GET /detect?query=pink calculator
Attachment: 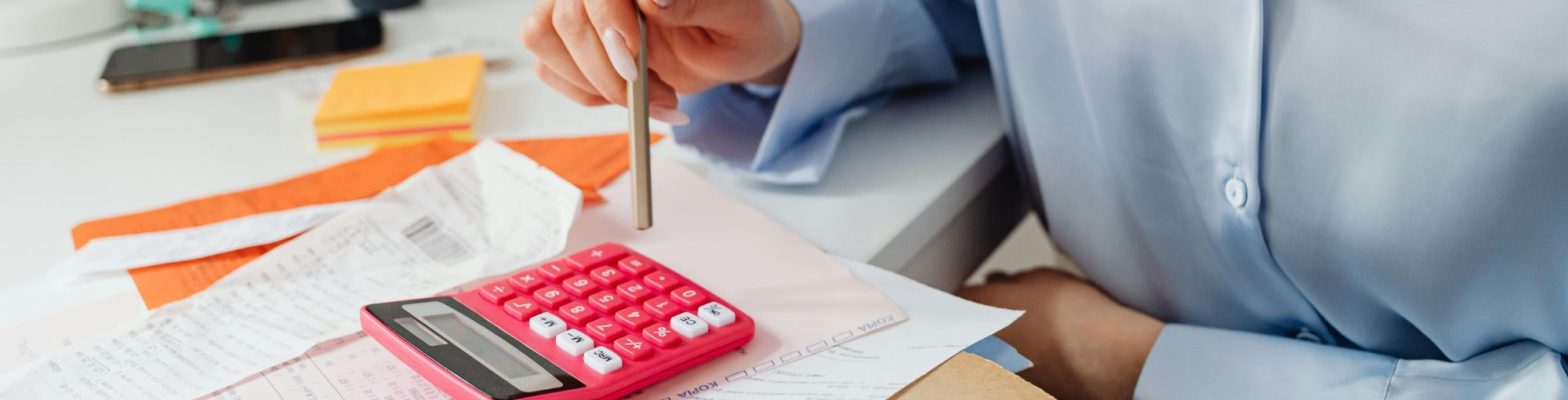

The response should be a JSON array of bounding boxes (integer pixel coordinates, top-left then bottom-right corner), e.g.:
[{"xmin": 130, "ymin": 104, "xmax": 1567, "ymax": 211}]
[{"xmin": 362, "ymin": 243, "xmax": 755, "ymax": 400}]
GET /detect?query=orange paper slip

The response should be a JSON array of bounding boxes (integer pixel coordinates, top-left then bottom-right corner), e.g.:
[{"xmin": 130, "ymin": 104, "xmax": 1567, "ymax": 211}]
[{"xmin": 71, "ymin": 133, "xmax": 663, "ymax": 309}]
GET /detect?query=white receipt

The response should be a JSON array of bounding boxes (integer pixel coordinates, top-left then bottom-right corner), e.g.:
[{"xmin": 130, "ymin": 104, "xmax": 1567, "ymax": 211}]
[
  {"xmin": 0, "ymin": 141, "xmax": 580, "ymax": 400},
  {"xmin": 49, "ymin": 201, "xmax": 363, "ymax": 279},
  {"xmin": 703, "ymin": 257, "xmax": 1024, "ymax": 399}
]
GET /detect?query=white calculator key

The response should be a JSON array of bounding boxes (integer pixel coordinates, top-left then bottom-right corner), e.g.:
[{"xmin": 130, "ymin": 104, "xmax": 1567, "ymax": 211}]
[
  {"xmin": 696, "ymin": 302, "xmax": 736, "ymax": 327},
  {"xmin": 555, "ymin": 329, "xmax": 593, "ymax": 356},
  {"xmin": 670, "ymin": 312, "xmax": 709, "ymax": 338},
  {"xmin": 530, "ymin": 312, "xmax": 567, "ymax": 338},
  {"xmin": 583, "ymin": 346, "xmax": 623, "ymax": 374}
]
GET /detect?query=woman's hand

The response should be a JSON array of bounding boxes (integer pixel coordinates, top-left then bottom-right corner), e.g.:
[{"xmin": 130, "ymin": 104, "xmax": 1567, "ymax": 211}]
[
  {"xmin": 521, "ymin": 0, "xmax": 802, "ymax": 124},
  {"xmin": 960, "ymin": 269, "xmax": 1164, "ymax": 400}
]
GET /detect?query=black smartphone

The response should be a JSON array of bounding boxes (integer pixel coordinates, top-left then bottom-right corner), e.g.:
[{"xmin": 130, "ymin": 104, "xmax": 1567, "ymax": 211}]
[{"xmin": 98, "ymin": 14, "xmax": 384, "ymax": 93}]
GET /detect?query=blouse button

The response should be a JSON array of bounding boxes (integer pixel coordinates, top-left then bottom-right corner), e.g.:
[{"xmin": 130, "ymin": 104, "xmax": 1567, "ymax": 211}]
[{"xmin": 1224, "ymin": 177, "xmax": 1248, "ymax": 208}]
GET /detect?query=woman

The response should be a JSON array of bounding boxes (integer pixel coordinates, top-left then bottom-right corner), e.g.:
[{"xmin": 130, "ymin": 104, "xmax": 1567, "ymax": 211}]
[{"xmin": 520, "ymin": 0, "xmax": 1568, "ymax": 398}]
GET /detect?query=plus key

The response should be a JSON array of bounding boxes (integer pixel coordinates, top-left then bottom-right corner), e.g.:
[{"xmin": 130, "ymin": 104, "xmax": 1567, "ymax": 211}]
[{"xmin": 614, "ymin": 335, "xmax": 654, "ymax": 360}]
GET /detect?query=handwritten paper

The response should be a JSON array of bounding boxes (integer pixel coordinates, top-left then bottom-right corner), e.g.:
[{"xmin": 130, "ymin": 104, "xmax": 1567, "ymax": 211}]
[{"xmin": 0, "ymin": 141, "xmax": 581, "ymax": 399}]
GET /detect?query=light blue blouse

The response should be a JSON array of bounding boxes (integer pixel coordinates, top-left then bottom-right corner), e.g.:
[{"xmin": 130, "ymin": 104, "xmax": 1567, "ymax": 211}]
[{"xmin": 674, "ymin": 0, "xmax": 1568, "ymax": 398}]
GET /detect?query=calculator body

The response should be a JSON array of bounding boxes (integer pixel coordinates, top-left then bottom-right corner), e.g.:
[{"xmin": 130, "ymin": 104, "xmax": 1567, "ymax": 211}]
[{"xmin": 362, "ymin": 243, "xmax": 755, "ymax": 400}]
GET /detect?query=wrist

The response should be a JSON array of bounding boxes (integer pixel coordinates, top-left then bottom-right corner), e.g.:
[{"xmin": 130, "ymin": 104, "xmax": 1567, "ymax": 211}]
[{"xmin": 1056, "ymin": 298, "xmax": 1163, "ymax": 399}]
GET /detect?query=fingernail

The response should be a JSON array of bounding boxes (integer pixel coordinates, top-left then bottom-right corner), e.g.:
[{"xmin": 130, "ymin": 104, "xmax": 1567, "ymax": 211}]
[
  {"xmin": 652, "ymin": 0, "xmax": 673, "ymax": 8},
  {"xmin": 601, "ymin": 29, "xmax": 638, "ymax": 82},
  {"xmin": 651, "ymin": 106, "xmax": 690, "ymax": 126}
]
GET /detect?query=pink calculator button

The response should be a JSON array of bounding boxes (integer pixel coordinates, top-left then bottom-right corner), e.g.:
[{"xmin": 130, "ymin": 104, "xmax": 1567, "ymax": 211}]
[
  {"xmin": 669, "ymin": 287, "xmax": 709, "ymax": 308},
  {"xmin": 644, "ymin": 271, "xmax": 681, "ymax": 291},
  {"xmin": 538, "ymin": 262, "xmax": 575, "ymax": 282},
  {"xmin": 584, "ymin": 319, "xmax": 626, "ymax": 342},
  {"xmin": 616, "ymin": 281, "xmax": 653, "ymax": 302},
  {"xmin": 533, "ymin": 286, "xmax": 571, "ymax": 307},
  {"xmin": 614, "ymin": 307, "xmax": 654, "ymax": 329},
  {"xmin": 589, "ymin": 267, "xmax": 627, "ymax": 286},
  {"xmin": 642, "ymin": 324, "xmax": 682, "ymax": 348},
  {"xmin": 508, "ymin": 270, "xmax": 546, "ymax": 292},
  {"xmin": 562, "ymin": 276, "xmax": 599, "ymax": 297},
  {"xmin": 503, "ymin": 298, "xmax": 541, "ymax": 320},
  {"xmin": 614, "ymin": 336, "xmax": 655, "ymax": 360},
  {"xmin": 559, "ymin": 302, "xmax": 596, "ymax": 325},
  {"xmin": 567, "ymin": 243, "xmax": 628, "ymax": 271},
  {"xmin": 643, "ymin": 297, "xmax": 683, "ymax": 319},
  {"xmin": 617, "ymin": 255, "xmax": 657, "ymax": 275},
  {"xmin": 479, "ymin": 282, "xmax": 516, "ymax": 304},
  {"xmin": 587, "ymin": 292, "xmax": 627, "ymax": 313}
]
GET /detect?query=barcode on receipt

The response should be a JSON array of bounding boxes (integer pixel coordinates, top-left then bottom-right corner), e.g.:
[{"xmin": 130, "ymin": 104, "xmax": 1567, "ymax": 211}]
[{"xmin": 401, "ymin": 217, "xmax": 473, "ymax": 264}]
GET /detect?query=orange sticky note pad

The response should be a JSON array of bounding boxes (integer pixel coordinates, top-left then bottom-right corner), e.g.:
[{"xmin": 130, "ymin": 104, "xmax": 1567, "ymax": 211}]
[{"xmin": 314, "ymin": 53, "xmax": 485, "ymax": 149}]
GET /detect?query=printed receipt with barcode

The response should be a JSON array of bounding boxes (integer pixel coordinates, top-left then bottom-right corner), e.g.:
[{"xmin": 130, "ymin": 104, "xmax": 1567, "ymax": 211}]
[{"xmin": 0, "ymin": 141, "xmax": 583, "ymax": 400}]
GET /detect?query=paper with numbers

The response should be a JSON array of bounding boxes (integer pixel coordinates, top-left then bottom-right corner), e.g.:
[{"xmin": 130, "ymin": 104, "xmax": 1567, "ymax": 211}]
[{"xmin": 0, "ymin": 141, "xmax": 581, "ymax": 400}]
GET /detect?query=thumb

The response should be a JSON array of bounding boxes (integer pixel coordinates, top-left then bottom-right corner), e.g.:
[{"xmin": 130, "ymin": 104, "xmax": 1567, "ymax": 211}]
[{"xmin": 636, "ymin": 0, "xmax": 762, "ymax": 30}]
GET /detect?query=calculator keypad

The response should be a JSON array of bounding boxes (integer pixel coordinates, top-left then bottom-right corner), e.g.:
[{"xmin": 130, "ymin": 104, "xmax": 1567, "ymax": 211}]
[{"xmin": 471, "ymin": 243, "xmax": 748, "ymax": 376}]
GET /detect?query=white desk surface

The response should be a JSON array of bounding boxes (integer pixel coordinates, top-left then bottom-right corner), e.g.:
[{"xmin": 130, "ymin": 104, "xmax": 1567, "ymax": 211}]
[{"xmin": 0, "ymin": 0, "xmax": 1014, "ymax": 288}]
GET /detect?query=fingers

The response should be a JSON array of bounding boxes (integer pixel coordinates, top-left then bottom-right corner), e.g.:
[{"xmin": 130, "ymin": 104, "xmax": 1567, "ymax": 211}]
[
  {"xmin": 522, "ymin": 0, "xmax": 689, "ymax": 124},
  {"xmin": 646, "ymin": 71, "xmax": 689, "ymax": 125},
  {"xmin": 553, "ymin": 0, "xmax": 628, "ymax": 106},
  {"xmin": 583, "ymin": 0, "xmax": 642, "ymax": 82},
  {"xmin": 535, "ymin": 64, "xmax": 609, "ymax": 106},
  {"xmin": 522, "ymin": 0, "xmax": 600, "ymax": 102}
]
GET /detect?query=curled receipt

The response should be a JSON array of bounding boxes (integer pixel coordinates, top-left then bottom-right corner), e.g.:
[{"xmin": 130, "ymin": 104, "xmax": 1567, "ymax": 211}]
[
  {"xmin": 49, "ymin": 201, "xmax": 364, "ymax": 279},
  {"xmin": 0, "ymin": 141, "xmax": 581, "ymax": 399}
]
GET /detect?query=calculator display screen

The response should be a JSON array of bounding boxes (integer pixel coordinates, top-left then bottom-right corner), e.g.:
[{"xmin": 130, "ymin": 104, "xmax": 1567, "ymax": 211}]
[
  {"xmin": 424, "ymin": 313, "xmax": 540, "ymax": 379},
  {"xmin": 368, "ymin": 298, "xmax": 582, "ymax": 398}
]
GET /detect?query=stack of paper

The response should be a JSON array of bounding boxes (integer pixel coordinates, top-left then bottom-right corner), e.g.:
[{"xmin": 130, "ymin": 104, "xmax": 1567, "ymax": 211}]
[
  {"xmin": 313, "ymin": 54, "xmax": 484, "ymax": 149},
  {"xmin": 0, "ymin": 144, "xmax": 1025, "ymax": 399}
]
